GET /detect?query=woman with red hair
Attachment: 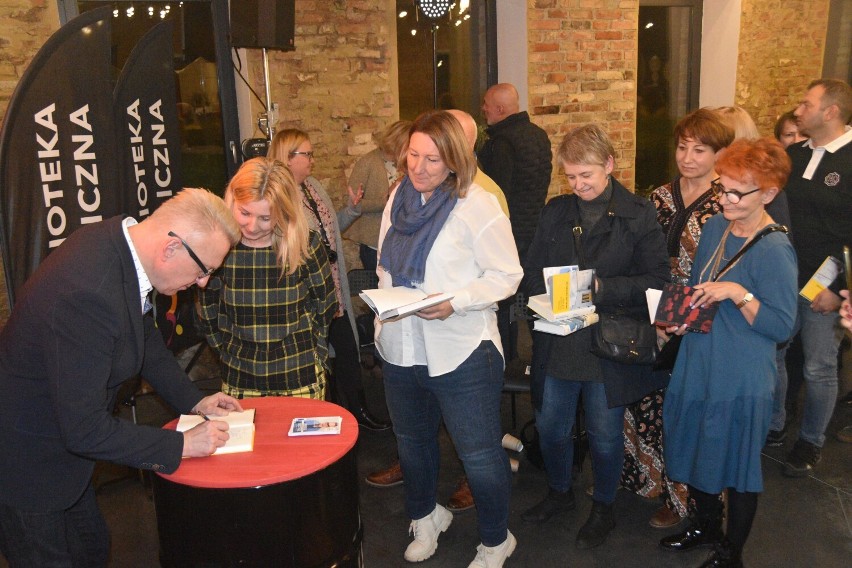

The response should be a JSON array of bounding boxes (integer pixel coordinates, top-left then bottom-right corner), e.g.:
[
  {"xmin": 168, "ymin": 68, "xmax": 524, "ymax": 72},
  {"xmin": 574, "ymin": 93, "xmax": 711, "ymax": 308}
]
[{"xmin": 660, "ymin": 138, "xmax": 798, "ymax": 567}]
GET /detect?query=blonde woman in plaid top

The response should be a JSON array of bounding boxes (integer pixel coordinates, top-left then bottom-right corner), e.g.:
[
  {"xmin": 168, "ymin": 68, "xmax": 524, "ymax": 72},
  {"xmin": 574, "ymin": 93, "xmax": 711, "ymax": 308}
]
[{"xmin": 197, "ymin": 158, "xmax": 337, "ymax": 398}]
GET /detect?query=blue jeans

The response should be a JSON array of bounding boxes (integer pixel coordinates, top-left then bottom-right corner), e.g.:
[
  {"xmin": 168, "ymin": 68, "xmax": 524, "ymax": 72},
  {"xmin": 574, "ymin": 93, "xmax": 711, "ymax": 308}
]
[
  {"xmin": 795, "ymin": 297, "xmax": 843, "ymax": 447},
  {"xmin": 0, "ymin": 483, "xmax": 109, "ymax": 567},
  {"xmin": 383, "ymin": 341, "xmax": 510, "ymax": 547},
  {"xmin": 770, "ymin": 343, "xmax": 790, "ymax": 432},
  {"xmin": 536, "ymin": 376, "xmax": 624, "ymax": 504}
]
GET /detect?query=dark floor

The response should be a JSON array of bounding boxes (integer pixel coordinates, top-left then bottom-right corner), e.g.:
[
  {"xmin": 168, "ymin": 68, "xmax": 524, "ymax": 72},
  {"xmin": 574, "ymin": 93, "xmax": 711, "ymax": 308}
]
[{"xmin": 4, "ymin": 324, "xmax": 851, "ymax": 567}]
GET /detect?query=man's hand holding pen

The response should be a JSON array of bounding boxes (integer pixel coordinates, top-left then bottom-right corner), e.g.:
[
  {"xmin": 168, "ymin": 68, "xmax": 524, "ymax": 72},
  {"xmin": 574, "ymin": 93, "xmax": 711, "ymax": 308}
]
[{"xmin": 182, "ymin": 393, "xmax": 244, "ymax": 457}]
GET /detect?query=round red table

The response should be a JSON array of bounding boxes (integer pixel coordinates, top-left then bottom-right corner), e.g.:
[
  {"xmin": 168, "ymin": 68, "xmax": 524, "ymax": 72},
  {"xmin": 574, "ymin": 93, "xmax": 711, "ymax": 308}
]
[{"xmin": 153, "ymin": 397, "xmax": 361, "ymax": 568}]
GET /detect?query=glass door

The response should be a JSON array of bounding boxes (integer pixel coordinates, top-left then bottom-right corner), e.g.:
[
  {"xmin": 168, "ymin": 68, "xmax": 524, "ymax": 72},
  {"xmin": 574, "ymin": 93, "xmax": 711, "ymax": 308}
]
[
  {"xmin": 395, "ymin": 0, "xmax": 495, "ymax": 122},
  {"xmin": 636, "ymin": 0, "xmax": 702, "ymax": 194},
  {"xmin": 64, "ymin": 0, "xmax": 240, "ymax": 194}
]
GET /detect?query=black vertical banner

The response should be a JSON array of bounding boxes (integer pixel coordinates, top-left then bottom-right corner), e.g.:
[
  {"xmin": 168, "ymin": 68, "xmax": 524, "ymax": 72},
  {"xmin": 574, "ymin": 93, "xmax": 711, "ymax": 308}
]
[
  {"xmin": 0, "ymin": 7, "xmax": 119, "ymax": 304},
  {"xmin": 113, "ymin": 21, "xmax": 183, "ymax": 220}
]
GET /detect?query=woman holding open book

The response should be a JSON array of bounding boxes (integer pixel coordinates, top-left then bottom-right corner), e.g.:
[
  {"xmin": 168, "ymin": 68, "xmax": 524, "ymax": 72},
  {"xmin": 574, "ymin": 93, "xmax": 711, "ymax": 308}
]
[
  {"xmin": 661, "ymin": 138, "xmax": 797, "ymax": 567},
  {"xmin": 375, "ymin": 110, "xmax": 522, "ymax": 567},
  {"xmin": 196, "ymin": 157, "xmax": 337, "ymax": 399},
  {"xmin": 521, "ymin": 124, "xmax": 669, "ymax": 550}
]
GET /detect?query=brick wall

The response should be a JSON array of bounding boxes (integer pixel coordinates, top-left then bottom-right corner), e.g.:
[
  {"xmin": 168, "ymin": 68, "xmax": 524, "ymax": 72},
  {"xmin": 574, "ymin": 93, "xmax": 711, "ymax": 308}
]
[
  {"xmin": 735, "ymin": 0, "xmax": 830, "ymax": 136},
  {"xmin": 246, "ymin": 0, "xmax": 398, "ymax": 205},
  {"xmin": 527, "ymin": 0, "xmax": 639, "ymax": 196}
]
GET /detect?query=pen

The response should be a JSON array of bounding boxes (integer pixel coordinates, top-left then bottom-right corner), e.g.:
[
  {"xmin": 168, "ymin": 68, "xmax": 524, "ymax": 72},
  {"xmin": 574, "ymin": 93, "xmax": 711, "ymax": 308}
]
[{"xmin": 196, "ymin": 410, "xmax": 210, "ymax": 421}]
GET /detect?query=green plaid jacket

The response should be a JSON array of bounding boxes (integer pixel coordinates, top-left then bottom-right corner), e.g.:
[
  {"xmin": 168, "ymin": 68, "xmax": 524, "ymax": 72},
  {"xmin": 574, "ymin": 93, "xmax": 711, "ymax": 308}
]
[{"xmin": 196, "ymin": 231, "xmax": 337, "ymax": 393}]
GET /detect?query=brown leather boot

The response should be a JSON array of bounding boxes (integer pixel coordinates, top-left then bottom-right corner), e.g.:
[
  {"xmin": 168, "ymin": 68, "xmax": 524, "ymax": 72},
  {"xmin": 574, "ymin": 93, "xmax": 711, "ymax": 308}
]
[
  {"xmin": 650, "ymin": 504, "xmax": 684, "ymax": 529},
  {"xmin": 365, "ymin": 460, "xmax": 403, "ymax": 488},
  {"xmin": 446, "ymin": 476, "xmax": 475, "ymax": 512}
]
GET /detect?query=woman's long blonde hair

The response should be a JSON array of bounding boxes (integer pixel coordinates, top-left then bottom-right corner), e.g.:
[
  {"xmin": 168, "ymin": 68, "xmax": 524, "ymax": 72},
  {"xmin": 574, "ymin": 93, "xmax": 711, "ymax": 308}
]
[{"xmin": 225, "ymin": 157, "xmax": 309, "ymax": 276}]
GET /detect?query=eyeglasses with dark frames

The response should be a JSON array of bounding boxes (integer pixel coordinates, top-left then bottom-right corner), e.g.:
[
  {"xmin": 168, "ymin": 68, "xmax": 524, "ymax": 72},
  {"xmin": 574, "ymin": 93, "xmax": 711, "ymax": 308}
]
[
  {"xmin": 713, "ymin": 185, "xmax": 761, "ymax": 204},
  {"xmin": 289, "ymin": 150, "xmax": 314, "ymax": 159},
  {"xmin": 168, "ymin": 231, "xmax": 215, "ymax": 278}
]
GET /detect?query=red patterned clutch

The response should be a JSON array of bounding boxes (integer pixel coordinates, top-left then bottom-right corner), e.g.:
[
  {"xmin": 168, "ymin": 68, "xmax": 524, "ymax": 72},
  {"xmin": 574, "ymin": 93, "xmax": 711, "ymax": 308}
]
[{"xmin": 654, "ymin": 282, "xmax": 719, "ymax": 333}]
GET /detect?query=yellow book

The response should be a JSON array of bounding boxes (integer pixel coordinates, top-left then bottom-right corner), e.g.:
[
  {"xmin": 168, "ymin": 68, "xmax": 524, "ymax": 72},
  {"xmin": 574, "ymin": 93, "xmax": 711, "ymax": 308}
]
[
  {"xmin": 551, "ymin": 272, "xmax": 572, "ymax": 313},
  {"xmin": 800, "ymin": 256, "xmax": 842, "ymax": 301}
]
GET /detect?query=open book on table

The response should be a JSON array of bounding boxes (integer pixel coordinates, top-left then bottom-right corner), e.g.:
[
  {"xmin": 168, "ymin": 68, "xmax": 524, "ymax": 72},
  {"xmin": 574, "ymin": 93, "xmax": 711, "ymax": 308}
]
[
  {"xmin": 288, "ymin": 416, "xmax": 343, "ymax": 436},
  {"xmin": 176, "ymin": 408, "xmax": 256, "ymax": 455},
  {"xmin": 359, "ymin": 287, "xmax": 454, "ymax": 321}
]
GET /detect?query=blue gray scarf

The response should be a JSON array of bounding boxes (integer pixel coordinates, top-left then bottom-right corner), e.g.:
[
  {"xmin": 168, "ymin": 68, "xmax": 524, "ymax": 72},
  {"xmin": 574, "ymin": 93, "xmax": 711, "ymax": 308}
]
[{"xmin": 380, "ymin": 176, "xmax": 457, "ymax": 288}]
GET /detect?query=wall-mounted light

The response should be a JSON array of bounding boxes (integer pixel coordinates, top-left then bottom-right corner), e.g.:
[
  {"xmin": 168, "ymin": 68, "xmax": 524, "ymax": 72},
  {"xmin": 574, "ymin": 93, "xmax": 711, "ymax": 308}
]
[
  {"xmin": 645, "ymin": 22, "xmax": 654, "ymax": 29},
  {"xmin": 399, "ymin": 10, "xmax": 408, "ymax": 18}
]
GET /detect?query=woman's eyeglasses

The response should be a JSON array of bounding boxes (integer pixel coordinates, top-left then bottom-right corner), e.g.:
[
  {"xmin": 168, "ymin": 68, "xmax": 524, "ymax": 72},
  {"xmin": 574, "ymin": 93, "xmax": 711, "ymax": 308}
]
[
  {"xmin": 289, "ymin": 151, "xmax": 314, "ymax": 159},
  {"xmin": 713, "ymin": 185, "xmax": 761, "ymax": 204},
  {"xmin": 168, "ymin": 231, "xmax": 215, "ymax": 278}
]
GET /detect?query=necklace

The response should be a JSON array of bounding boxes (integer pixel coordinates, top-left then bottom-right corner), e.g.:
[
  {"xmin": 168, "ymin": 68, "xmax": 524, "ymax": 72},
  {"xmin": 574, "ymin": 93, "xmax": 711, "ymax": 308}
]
[{"xmin": 699, "ymin": 211, "xmax": 768, "ymax": 283}]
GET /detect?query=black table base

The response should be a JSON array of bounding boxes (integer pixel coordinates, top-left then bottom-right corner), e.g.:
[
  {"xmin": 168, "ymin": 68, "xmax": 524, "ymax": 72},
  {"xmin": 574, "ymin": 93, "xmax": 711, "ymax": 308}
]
[{"xmin": 153, "ymin": 447, "xmax": 361, "ymax": 568}]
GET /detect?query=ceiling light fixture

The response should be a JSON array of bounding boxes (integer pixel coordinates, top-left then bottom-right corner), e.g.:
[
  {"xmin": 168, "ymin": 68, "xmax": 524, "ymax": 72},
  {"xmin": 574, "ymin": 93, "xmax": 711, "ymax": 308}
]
[{"xmin": 418, "ymin": 0, "xmax": 451, "ymax": 19}]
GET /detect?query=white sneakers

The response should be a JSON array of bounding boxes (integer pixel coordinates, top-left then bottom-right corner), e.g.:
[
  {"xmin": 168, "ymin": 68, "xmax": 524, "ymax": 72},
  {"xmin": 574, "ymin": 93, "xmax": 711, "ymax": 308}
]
[
  {"xmin": 404, "ymin": 504, "xmax": 453, "ymax": 562},
  {"xmin": 404, "ymin": 504, "xmax": 516, "ymax": 566},
  {"xmin": 468, "ymin": 531, "xmax": 517, "ymax": 568}
]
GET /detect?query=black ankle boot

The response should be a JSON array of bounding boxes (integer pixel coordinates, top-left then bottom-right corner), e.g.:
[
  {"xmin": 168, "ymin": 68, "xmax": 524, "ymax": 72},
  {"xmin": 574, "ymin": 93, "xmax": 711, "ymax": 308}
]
[
  {"xmin": 660, "ymin": 514, "xmax": 723, "ymax": 552},
  {"xmin": 522, "ymin": 488, "xmax": 576, "ymax": 524},
  {"xmin": 353, "ymin": 390, "xmax": 390, "ymax": 431},
  {"xmin": 699, "ymin": 538, "xmax": 743, "ymax": 568},
  {"xmin": 576, "ymin": 500, "xmax": 615, "ymax": 549}
]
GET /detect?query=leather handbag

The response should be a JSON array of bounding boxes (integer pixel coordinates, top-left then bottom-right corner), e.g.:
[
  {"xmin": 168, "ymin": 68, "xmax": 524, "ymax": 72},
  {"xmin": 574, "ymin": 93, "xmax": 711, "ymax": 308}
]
[
  {"xmin": 590, "ymin": 313, "xmax": 659, "ymax": 365},
  {"xmin": 571, "ymin": 216, "xmax": 658, "ymax": 366}
]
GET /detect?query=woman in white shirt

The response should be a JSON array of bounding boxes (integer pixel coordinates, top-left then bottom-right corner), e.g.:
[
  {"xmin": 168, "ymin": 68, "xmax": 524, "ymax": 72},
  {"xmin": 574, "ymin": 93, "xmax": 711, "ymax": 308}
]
[{"xmin": 376, "ymin": 110, "xmax": 522, "ymax": 567}]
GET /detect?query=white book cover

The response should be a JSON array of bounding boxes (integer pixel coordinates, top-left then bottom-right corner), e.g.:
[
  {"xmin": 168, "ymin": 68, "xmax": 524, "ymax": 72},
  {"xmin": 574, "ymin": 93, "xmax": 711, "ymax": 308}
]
[
  {"xmin": 527, "ymin": 293, "xmax": 596, "ymax": 322},
  {"xmin": 288, "ymin": 416, "xmax": 343, "ymax": 436},
  {"xmin": 646, "ymin": 288, "xmax": 663, "ymax": 324},
  {"xmin": 359, "ymin": 287, "xmax": 453, "ymax": 321},
  {"xmin": 176, "ymin": 408, "xmax": 256, "ymax": 455},
  {"xmin": 533, "ymin": 313, "xmax": 600, "ymax": 336}
]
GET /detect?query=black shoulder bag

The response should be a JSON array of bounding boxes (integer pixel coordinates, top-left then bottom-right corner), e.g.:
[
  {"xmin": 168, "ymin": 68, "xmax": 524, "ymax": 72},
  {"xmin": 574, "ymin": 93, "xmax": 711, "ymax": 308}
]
[{"xmin": 572, "ymin": 218, "xmax": 660, "ymax": 365}]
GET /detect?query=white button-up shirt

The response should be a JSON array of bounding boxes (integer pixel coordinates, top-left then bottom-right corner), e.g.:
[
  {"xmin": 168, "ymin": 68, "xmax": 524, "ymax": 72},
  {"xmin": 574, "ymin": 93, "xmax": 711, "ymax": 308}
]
[{"xmin": 375, "ymin": 184, "xmax": 523, "ymax": 376}]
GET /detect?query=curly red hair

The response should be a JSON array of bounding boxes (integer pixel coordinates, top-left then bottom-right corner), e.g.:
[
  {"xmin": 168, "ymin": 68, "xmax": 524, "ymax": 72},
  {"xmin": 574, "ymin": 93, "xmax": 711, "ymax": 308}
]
[{"xmin": 715, "ymin": 137, "xmax": 792, "ymax": 190}]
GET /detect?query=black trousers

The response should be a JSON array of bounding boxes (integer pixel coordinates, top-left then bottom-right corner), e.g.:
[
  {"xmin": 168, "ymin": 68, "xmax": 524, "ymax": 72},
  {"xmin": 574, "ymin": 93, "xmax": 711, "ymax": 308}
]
[{"xmin": 328, "ymin": 311, "xmax": 362, "ymax": 405}]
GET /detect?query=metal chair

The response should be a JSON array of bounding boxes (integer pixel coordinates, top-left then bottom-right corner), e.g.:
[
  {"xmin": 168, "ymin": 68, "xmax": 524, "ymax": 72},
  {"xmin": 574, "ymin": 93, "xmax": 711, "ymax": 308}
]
[{"xmin": 502, "ymin": 292, "xmax": 532, "ymax": 430}]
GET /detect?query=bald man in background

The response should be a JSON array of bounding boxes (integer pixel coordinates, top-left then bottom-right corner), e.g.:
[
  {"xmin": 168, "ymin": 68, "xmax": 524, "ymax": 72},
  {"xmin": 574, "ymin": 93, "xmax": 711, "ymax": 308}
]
[
  {"xmin": 478, "ymin": 84, "xmax": 551, "ymax": 362},
  {"xmin": 447, "ymin": 108, "xmax": 510, "ymax": 218},
  {"xmin": 479, "ymin": 83, "xmax": 552, "ymax": 262}
]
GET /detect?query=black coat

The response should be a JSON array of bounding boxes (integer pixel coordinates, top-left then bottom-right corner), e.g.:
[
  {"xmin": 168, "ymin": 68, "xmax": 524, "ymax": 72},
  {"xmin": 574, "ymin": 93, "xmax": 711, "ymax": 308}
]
[
  {"xmin": 0, "ymin": 216, "xmax": 203, "ymax": 512},
  {"xmin": 523, "ymin": 180, "xmax": 670, "ymax": 409},
  {"xmin": 478, "ymin": 111, "xmax": 552, "ymax": 259}
]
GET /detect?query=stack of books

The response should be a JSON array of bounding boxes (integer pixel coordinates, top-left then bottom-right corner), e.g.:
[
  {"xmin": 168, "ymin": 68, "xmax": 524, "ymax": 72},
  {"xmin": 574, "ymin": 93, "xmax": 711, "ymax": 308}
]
[{"xmin": 528, "ymin": 265, "xmax": 598, "ymax": 336}]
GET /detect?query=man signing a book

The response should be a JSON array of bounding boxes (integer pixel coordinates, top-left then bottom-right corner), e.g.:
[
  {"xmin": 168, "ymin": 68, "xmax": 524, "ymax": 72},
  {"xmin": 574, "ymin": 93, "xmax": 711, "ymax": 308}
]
[{"xmin": 0, "ymin": 189, "xmax": 244, "ymax": 566}]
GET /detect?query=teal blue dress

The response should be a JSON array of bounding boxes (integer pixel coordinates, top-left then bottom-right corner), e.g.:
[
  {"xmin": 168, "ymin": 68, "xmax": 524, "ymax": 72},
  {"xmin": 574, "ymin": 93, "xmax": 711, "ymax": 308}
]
[{"xmin": 663, "ymin": 214, "xmax": 797, "ymax": 493}]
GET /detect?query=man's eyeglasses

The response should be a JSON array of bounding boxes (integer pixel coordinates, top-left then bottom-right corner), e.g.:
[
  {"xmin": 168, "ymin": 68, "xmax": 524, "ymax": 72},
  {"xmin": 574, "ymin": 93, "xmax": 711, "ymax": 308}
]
[
  {"xmin": 168, "ymin": 231, "xmax": 215, "ymax": 278},
  {"xmin": 713, "ymin": 185, "xmax": 761, "ymax": 204},
  {"xmin": 289, "ymin": 150, "xmax": 314, "ymax": 159}
]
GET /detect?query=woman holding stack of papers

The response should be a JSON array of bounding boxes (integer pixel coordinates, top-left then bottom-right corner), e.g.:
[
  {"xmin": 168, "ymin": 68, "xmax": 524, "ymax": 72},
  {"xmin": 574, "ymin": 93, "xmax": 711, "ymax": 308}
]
[{"xmin": 375, "ymin": 110, "xmax": 522, "ymax": 567}]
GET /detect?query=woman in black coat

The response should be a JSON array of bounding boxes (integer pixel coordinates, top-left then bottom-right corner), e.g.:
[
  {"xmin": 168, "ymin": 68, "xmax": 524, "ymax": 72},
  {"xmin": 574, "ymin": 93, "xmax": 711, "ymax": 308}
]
[{"xmin": 521, "ymin": 124, "xmax": 669, "ymax": 549}]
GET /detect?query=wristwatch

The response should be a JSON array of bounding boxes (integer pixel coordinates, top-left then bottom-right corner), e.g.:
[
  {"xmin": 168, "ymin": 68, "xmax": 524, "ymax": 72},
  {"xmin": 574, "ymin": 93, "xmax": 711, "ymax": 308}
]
[{"xmin": 735, "ymin": 292, "xmax": 754, "ymax": 309}]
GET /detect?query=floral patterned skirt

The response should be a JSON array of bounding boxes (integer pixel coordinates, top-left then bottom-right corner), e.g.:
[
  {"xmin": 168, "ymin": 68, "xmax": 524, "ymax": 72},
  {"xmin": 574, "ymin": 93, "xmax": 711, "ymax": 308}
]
[{"xmin": 621, "ymin": 388, "xmax": 688, "ymax": 517}]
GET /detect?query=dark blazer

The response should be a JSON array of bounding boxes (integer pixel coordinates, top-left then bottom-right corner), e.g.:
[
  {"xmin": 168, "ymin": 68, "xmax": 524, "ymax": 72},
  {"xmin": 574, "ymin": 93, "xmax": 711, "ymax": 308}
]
[
  {"xmin": 0, "ymin": 216, "xmax": 204, "ymax": 512},
  {"xmin": 523, "ymin": 180, "xmax": 670, "ymax": 408}
]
